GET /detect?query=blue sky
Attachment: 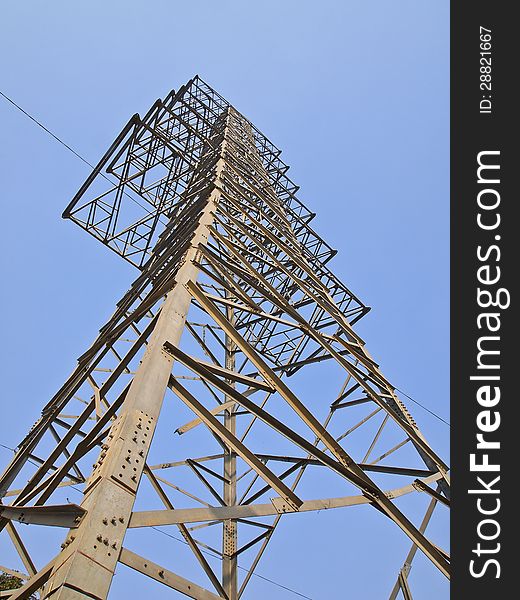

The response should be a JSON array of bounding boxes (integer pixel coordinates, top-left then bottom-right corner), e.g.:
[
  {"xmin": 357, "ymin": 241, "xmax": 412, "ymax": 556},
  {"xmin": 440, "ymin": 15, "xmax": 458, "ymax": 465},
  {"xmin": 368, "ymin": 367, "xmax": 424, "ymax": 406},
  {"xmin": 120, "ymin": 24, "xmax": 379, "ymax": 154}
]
[{"xmin": 0, "ymin": 1, "xmax": 449, "ymax": 598}]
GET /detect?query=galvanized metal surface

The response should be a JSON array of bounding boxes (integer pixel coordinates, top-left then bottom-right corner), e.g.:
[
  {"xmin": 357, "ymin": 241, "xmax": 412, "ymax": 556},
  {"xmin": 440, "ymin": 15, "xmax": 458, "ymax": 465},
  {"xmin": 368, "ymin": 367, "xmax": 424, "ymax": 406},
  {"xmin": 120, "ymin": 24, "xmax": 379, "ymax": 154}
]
[{"xmin": 0, "ymin": 77, "xmax": 449, "ymax": 599}]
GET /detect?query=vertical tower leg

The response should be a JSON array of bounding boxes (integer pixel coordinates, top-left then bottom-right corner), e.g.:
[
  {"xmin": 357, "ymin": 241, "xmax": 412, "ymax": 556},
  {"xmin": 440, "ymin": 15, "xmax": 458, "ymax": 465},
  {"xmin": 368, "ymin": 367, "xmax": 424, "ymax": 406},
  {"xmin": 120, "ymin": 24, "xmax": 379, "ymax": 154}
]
[
  {"xmin": 41, "ymin": 177, "xmax": 225, "ymax": 599},
  {"xmin": 222, "ymin": 303, "xmax": 238, "ymax": 599}
]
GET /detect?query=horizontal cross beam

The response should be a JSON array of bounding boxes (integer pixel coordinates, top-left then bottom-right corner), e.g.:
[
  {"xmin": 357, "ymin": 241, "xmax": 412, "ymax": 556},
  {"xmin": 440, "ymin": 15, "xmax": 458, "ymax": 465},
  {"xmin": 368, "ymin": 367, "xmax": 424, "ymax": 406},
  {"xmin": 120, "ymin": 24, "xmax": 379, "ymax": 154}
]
[{"xmin": 129, "ymin": 472, "xmax": 443, "ymax": 527}]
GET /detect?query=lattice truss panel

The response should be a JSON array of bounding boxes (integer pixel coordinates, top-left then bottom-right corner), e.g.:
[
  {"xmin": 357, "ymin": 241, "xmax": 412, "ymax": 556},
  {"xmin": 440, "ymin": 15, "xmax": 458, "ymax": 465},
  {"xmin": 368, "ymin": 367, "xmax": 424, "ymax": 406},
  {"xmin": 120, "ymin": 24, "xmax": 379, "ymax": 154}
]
[{"xmin": 0, "ymin": 77, "xmax": 449, "ymax": 600}]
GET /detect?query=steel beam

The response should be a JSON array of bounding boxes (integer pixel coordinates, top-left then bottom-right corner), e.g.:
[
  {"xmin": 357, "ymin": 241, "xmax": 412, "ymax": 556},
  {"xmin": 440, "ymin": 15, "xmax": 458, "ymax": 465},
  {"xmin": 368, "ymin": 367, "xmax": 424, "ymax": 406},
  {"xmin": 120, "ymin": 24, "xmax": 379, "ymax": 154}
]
[
  {"xmin": 118, "ymin": 548, "xmax": 222, "ymax": 600},
  {"xmin": 143, "ymin": 465, "xmax": 226, "ymax": 598},
  {"xmin": 0, "ymin": 504, "xmax": 86, "ymax": 529},
  {"xmin": 168, "ymin": 376, "xmax": 302, "ymax": 511},
  {"xmin": 129, "ymin": 472, "xmax": 443, "ymax": 527},
  {"xmin": 165, "ymin": 342, "xmax": 450, "ymax": 578}
]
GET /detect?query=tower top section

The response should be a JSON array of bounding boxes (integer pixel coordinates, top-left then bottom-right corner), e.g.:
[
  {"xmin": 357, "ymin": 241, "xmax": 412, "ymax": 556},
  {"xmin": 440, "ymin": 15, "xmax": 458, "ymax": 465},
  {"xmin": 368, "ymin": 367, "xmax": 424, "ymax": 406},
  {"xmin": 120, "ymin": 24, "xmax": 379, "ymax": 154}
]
[{"xmin": 64, "ymin": 77, "xmax": 332, "ymax": 267}]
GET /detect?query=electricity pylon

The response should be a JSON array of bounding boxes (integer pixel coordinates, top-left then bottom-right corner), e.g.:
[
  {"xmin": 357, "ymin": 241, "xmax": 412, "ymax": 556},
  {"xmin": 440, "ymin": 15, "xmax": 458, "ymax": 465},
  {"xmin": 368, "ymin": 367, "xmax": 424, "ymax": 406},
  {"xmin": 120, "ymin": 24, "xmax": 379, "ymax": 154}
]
[{"xmin": 0, "ymin": 76, "xmax": 449, "ymax": 600}]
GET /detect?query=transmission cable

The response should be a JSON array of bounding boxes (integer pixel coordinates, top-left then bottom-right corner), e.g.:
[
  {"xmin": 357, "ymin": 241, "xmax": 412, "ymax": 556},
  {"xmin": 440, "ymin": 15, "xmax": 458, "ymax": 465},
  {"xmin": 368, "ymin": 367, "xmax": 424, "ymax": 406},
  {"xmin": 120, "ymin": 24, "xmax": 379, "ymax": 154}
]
[
  {"xmin": 0, "ymin": 89, "xmax": 167, "ymax": 224},
  {"xmin": 395, "ymin": 387, "xmax": 450, "ymax": 427},
  {"xmin": 150, "ymin": 524, "xmax": 314, "ymax": 599}
]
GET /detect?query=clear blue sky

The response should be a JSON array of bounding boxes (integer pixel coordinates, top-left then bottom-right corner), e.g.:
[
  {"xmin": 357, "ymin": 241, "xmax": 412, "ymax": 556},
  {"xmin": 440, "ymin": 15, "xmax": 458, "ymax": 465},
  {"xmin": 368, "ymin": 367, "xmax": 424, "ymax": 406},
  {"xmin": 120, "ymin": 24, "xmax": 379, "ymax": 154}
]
[{"xmin": 0, "ymin": 1, "xmax": 449, "ymax": 598}]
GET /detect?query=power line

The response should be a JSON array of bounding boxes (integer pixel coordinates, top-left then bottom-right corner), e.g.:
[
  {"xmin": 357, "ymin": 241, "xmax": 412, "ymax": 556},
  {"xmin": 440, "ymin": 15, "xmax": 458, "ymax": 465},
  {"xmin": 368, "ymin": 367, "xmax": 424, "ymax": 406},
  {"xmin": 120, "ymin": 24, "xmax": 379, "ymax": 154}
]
[
  {"xmin": 0, "ymin": 89, "xmax": 166, "ymax": 223},
  {"xmin": 396, "ymin": 387, "xmax": 450, "ymax": 427},
  {"xmin": 0, "ymin": 90, "xmax": 97, "ymax": 169},
  {"xmin": 150, "ymin": 525, "xmax": 314, "ymax": 600},
  {"xmin": 0, "ymin": 442, "xmax": 84, "ymax": 495},
  {"xmin": 0, "ymin": 443, "xmax": 16, "ymax": 453}
]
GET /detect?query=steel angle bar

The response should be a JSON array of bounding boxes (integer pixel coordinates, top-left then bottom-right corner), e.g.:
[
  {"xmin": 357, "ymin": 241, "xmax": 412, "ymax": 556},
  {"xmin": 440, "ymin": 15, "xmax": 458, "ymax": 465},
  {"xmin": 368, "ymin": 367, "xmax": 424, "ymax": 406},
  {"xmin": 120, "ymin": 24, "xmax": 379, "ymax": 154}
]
[
  {"xmin": 398, "ymin": 571, "xmax": 413, "ymax": 600},
  {"xmin": 118, "ymin": 548, "xmax": 224, "ymax": 600},
  {"xmin": 251, "ymin": 455, "xmax": 432, "ymax": 477},
  {"xmin": 186, "ymin": 460, "xmax": 227, "ymax": 506},
  {"xmin": 6, "ymin": 523, "xmax": 36, "ymax": 576},
  {"xmin": 48, "ymin": 424, "xmax": 85, "ymax": 481},
  {"xmin": 165, "ymin": 339, "xmax": 450, "ymax": 577},
  {"xmin": 3, "ymin": 479, "xmax": 80, "ymax": 499},
  {"xmin": 169, "ymin": 349, "xmax": 274, "ymax": 393},
  {"xmin": 362, "ymin": 414, "xmax": 390, "ymax": 463},
  {"xmin": 369, "ymin": 439, "xmax": 411, "ymax": 466},
  {"xmin": 0, "ymin": 504, "xmax": 86, "ymax": 529},
  {"xmin": 389, "ymin": 497, "xmax": 439, "ymax": 600},
  {"xmin": 242, "ymin": 461, "xmax": 304, "ymax": 506},
  {"xmin": 336, "ymin": 408, "xmax": 382, "ymax": 443},
  {"xmin": 144, "ymin": 466, "xmax": 227, "ymax": 598},
  {"xmin": 231, "ymin": 530, "xmax": 270, "ymax": 559},
  {"xmin": 332, "ymin": 397, "xmax": 372, "ymax": 410},
  {"xmin": 7, "ymin": 558, "xmax": 56, "ymax": 600},
  {"xmin": 412, "ymin": 480, "xmax": 450, "ymax": 507},
  {"xmin": 154, "ymin": 476, "xmax": 215, "ymax": 508},
  {"xmin": 129, "ymin": 472, "xmax": 444, "ymax": 528},
  {"xmin": 62, "ymin": 115, "xmax": 140, "ymax": 219},
  {"xmin": 149, "ymin": 455, "xmax": 224, "ymax": 470},
  {"xmin": 185, "ymin": 321, "xmax": 223, "ymax": 366},
  {"xmin": 193, "ymin": 461, "xmax": 230, "ymax": 484},
  {"xmin": 185, "ymin": 281, "xmax": 357, "ymax": 470},
  {"xmin": 176, "ymin": 400, "xmax": 236, "ymax": 435},
  {"xmin": 168, "ymin": 376, "xmax": 302, "ymax": 511}
]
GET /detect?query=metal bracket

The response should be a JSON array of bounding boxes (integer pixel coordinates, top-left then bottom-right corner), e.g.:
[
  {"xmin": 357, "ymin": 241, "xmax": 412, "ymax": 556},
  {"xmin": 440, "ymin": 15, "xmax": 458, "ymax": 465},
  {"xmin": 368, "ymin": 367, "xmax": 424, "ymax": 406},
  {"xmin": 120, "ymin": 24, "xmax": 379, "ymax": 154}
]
[
  {"xmin": 0, "ymin": 504, "xmax": 86, "ymax": 529},
  {"xmin": 270, "ymin": 497, "xmax": 299, "ymax": 514}
]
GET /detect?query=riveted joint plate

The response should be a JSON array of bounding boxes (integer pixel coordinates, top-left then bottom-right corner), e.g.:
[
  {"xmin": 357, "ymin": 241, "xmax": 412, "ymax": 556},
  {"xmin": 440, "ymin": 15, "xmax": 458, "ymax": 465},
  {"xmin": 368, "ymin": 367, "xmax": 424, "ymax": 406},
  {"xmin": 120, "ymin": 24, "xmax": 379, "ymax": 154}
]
[
  {"xmin": 223, "ymin": 521, "xmax": 237, "ymax": 556},
  {"xmin": 110, "ymin": 410, "xmax": 154, "ymax": 494},
  {"xmin": 271, "ymin": 497, "xmax": 299, "ymax": 514}
]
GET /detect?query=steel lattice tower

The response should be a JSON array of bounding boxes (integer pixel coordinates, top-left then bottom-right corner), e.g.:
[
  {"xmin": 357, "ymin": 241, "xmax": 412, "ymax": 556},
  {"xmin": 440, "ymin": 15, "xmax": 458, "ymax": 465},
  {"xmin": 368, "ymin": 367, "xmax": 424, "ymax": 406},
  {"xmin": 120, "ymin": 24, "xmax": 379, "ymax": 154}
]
[{"xmin": 0, "ymin": 77, "xmax": 450, "ymax": 600}]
